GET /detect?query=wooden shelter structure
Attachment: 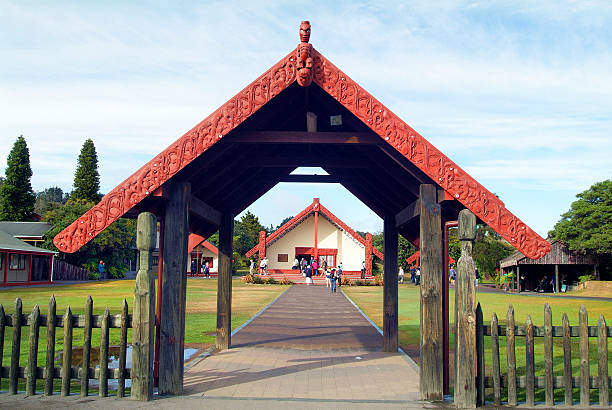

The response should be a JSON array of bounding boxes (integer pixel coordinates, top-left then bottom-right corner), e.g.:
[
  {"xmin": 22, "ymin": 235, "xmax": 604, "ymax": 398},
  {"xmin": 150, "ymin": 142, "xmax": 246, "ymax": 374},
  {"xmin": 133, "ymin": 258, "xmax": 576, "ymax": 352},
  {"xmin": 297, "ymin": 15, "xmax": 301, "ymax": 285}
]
[
  {"xmin": 54, "ymin": 22, "xmax": 550, "ymax": 402},
  {"xmin": 500, "ymin": 240, "xmax": 596, "ymax": 293}
]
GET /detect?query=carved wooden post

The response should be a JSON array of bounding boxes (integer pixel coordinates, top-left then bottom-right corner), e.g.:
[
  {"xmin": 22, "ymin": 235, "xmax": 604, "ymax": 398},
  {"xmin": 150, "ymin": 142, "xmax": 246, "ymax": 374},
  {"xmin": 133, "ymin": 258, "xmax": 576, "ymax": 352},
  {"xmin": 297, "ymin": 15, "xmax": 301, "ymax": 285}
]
[
  {"xmin": 217, "ymin": 212, "xmax": 234, "ymax": 350},
  {"xmin": 365, "ymin": 233, "xmax": 373, "ymax": 276},
  {"xmin": 383, "ymin": 215, "xmax": 398, "ymax": 352},
  {"xmin": 132, "ymin": 212, "xmax": 157, "ymax": 401},
  {"xmin": 159, "ymin": 181, "xmax": 190, "ymax": 395},
  {"xmin": 419, "ymin": 184, "xmax": 443, "ymax": 401},
  {"xmin": 454, "ymin": 209, "xmax": 477, "ymax": 408}
]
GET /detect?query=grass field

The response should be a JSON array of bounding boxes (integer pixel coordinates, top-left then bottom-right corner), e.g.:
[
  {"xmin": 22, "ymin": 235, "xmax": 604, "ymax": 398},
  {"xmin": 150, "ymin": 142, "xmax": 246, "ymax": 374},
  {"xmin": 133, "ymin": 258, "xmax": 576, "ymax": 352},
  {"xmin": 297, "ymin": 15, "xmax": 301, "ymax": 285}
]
[
  {"xmin": 343, "ymin": 284, "xmax": 612, "ymax": 403},
  {"xmin": 0, "ymin": 278, "xmax": 287, "ymax": 393}
]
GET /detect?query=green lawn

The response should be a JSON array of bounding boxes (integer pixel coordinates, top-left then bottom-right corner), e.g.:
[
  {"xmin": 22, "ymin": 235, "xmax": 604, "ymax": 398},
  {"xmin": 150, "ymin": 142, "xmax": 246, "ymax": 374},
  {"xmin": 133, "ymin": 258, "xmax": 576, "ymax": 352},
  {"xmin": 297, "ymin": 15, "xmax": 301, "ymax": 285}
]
[
  {"xmin": 0, "ymin": 278, "xmax": 287, "ymax": 393},
  {"xmin": 343, "ymin": 284, "xmax": 612, "ymax": 403}
]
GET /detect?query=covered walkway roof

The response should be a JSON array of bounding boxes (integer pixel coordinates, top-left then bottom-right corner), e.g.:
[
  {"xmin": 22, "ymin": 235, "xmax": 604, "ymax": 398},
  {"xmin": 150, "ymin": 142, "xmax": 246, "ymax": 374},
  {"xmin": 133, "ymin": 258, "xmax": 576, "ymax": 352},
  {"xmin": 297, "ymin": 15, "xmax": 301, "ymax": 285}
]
[{"xmin": 54, "ymin": 26, "xmax": 550, "ymax": 260}]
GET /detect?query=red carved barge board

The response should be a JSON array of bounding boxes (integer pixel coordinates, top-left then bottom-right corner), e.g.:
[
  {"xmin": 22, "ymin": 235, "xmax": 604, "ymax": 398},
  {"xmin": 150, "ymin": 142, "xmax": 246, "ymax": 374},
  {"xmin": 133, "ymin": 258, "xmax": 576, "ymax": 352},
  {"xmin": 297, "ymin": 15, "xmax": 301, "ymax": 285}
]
[{"xmin": 54, "ymin": 43, "xmax": 550, "ymax": 260}]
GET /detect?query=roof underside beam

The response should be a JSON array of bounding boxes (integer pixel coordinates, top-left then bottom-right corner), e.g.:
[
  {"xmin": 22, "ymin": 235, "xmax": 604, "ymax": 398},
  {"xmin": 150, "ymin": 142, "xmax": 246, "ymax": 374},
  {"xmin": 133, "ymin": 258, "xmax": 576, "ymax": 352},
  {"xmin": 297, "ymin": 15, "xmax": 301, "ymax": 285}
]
[{"xmin": 227, "ymin": 131, "xmax": 382, "ymax": 145}]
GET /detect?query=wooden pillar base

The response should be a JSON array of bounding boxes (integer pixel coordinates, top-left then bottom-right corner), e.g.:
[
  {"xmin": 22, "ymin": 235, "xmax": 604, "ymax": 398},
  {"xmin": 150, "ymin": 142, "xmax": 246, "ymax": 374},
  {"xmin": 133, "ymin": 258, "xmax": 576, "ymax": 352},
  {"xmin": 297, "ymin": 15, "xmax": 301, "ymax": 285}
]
[
  {"xmin": 419, "ymin": 184, "xmax": 443, "ymax": 401},
  {"xmin": 216, "ymin": 212, "xmax": 234, "ymax": 350},
  {"xmin": 383, "ymin": 215, "xmax": 398, "ymax": 352}
]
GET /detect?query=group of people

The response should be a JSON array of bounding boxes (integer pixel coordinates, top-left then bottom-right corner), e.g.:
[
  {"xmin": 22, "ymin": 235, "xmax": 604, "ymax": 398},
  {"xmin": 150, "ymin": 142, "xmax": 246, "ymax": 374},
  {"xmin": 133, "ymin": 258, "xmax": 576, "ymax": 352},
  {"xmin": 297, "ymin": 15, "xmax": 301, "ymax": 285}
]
[
  {"xmin": 397, "ymin": 266, "xmax": 421, "ymax": 285},
  {"xmin": 190, "ymin": 259, "xmax": 211, "ymax": 278}
]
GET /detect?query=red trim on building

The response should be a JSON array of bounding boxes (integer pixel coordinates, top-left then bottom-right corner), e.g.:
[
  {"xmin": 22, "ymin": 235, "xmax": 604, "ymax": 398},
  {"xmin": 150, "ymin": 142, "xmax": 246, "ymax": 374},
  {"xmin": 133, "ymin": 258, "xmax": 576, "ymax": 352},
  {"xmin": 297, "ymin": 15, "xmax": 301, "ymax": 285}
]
[{"xmin": 55, "ymin": 41, "xmax": 550, "ymax": 260}]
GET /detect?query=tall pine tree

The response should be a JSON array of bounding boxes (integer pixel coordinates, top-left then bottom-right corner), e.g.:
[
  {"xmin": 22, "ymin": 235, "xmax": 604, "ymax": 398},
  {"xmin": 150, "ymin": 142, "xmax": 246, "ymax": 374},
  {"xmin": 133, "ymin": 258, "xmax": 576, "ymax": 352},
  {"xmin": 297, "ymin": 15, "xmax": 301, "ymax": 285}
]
[
  {"xmin": 72, "ymin": 138, "xmax": 101, "ymax": 202},
  {"xmin": 0, "ymin": 136, "xmax": 35, "ymax": 221}
]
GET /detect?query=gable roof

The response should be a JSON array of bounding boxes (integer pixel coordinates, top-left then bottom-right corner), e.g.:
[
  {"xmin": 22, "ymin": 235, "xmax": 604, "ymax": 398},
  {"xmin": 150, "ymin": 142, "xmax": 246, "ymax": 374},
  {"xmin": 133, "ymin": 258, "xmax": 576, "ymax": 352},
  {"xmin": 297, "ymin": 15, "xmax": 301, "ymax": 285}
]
[
  {"xmin": 54, "ymin": 26, "xmax": 550, "ymax": 260},
  {"xmin": 188, "ymin": 233, "xmax": 218, "ymax": 255},
  {"xmin": 0, "ymin": 222, "xmax": 52, "ymax": 239},
  {"xmin": 246, "ymin": 198, "xmax": 383, "ymax": 259},
  {"xmin": 499, "ymin": 240, "xmax": 594, "ymax": 268},
  {"xmin": 0, "ymin": 230, "xmax": 56, "ymax": 254}
]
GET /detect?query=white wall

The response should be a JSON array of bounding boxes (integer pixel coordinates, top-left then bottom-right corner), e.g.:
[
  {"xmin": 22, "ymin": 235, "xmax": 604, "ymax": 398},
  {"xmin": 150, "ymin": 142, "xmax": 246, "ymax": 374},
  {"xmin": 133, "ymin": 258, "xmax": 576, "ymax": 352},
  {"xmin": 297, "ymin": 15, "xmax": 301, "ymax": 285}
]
[{"xmin": 265, "ymin": 214, "xmax": 365, "ymax": 271}]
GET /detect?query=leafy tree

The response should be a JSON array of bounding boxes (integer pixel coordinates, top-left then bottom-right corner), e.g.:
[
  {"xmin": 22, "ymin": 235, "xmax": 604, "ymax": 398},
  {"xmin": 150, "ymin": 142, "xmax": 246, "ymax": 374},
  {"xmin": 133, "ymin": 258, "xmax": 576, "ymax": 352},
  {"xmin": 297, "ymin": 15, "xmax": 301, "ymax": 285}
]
[
  {"xmin": 233, "ymin": 211, "xmax": 265, "ymax": 255},
  {"xmin": 72, "ymin": 138, "xmax": 101, "ymax": 202},
  {"xmin": 549, "ymin": 180, "xmax": 612, "ymax": 256},
  {"xmin": 0, "ymin": 136, "xmax": 35, "ymax": 221},
  {"xmin": 35, "ymin": 186, "xmax": 66, "ymax": 215},
  {"xmin": 42, "ymin": 199, "xmax": 136, "ymax": 278},
  {"xmin": 0, "ymin": 176, "xmax": 4, "ymax": 188},
  {"xmin": 371, "ymin": 232, "xmax": 417, "ymax": 272},
  {"xmin": 269, "ymin": 216, "xmax": 293, "ymax": 233}
]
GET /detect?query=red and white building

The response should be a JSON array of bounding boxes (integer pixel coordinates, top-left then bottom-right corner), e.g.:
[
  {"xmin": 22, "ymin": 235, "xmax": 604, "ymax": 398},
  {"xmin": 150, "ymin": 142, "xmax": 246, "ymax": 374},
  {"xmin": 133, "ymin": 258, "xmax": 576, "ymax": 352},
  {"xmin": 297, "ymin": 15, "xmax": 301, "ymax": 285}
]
[
  {"xmin": 246, "ymin": 198, "xmax": 383, "ymax": 277},
  {"xmin": 0, "ymin": 230, "xmax": 55, "ymax": 286}
]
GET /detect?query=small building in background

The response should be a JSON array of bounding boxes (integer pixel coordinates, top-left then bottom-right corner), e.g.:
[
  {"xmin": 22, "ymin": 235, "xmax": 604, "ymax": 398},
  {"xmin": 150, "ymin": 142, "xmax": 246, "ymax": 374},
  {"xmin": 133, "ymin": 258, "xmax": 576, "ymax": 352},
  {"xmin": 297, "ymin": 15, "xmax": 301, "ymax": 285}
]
[
  {"xmin": 499, "ymin": 240, "xmax": 597, "ymax": 292},
  {"xmin": 246, "ymin": 198, "xmax": 383, "ymax": 275},
  {"xmin": 0, "ymin": 230, "xmax": 56, "ymax": 286}
]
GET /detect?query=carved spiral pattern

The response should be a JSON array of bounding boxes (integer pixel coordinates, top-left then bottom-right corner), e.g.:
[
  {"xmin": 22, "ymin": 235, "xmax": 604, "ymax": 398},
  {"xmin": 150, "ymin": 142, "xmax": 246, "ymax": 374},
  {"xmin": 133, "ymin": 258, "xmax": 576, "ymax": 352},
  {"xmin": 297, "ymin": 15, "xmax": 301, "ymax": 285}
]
[
  {"xmin": 365, "ymin": 233, "xmax": 373, "ymax": 275},
  {"xmin": 311, "ymin": 49, "xmax": 550, "ymax": 259},
  {"xmin": 54, "ymin": 51, "xmax": 298, "ymax": 253},
  {"xmin": 55, "ymin": 46, "xmax": 550, "ymax": 260}
]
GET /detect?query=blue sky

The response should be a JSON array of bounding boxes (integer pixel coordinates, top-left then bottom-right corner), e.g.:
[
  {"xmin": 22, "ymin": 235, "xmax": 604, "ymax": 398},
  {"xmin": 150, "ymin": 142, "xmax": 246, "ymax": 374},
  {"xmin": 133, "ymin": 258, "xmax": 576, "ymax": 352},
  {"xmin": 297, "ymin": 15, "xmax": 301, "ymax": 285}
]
[{"xmin": 1, "ymin": 1, "xmax": 610, "ymax": 237}]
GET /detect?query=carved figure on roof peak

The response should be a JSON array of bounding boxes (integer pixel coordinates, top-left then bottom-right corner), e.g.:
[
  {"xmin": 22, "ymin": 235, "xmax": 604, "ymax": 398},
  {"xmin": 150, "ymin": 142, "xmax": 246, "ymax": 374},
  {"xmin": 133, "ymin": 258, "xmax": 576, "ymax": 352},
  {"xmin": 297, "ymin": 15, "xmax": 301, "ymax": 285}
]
[{"xmin": 296, "ymin": 21, "xmax": 313, "ymax": 87}]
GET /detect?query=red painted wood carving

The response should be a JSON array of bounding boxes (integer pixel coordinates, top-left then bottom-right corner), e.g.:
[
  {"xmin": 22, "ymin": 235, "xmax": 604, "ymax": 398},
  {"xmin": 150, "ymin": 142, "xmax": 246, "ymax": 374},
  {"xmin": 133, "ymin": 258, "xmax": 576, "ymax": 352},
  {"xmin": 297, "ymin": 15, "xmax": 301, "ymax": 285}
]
[
  {"xmin": 55, "ymin": 25, "xmax": 550, "ymax": 260},
  {"xmin": 54, "ymin": 50, "xmax": 298, "ymax": 253},
  {"xmin": 296, "ymin": 21, "xmax": 313, "ymax": 87},
  {"xmin": 310, "ymin": 48, "xmax": 550, "ymax": 259},
  {"xmin": 365, "ymin": 233, "xmax": 373, "ymax": 275}
]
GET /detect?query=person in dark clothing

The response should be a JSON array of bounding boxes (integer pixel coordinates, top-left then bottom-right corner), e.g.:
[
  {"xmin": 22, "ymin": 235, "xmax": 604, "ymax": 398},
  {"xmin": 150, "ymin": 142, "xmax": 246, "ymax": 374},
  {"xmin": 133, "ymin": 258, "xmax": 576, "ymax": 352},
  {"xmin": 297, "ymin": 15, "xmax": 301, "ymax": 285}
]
[
  {"xmin": 305, "ymin": 264, "xmax": 313, "ymax": 285},
  {"xmin": 190, "ymin": 260, "xmax": 197, "ymax": 277}
]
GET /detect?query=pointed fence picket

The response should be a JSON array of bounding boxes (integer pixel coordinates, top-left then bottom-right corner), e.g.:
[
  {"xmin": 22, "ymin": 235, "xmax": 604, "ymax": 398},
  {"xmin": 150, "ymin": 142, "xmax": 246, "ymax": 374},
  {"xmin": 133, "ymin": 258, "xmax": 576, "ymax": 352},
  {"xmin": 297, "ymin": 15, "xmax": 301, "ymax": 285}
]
[
  {"xmin": 0, "ymin": 296, "xmax": 133, "ymax": 397},
  {"xmin": 481, "ymin": 303, "xmax": 611, "ymax": 407}
]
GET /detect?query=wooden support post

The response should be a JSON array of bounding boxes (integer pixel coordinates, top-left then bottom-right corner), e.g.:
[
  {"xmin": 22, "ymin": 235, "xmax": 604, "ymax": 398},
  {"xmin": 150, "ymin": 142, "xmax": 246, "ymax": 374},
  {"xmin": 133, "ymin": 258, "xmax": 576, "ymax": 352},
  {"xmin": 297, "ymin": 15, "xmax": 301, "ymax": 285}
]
[
  {"xmin": 80, "ymin": 296, "xmax": 93, "ymax": 397},
  {"xmin": 9, "ymin": 298, "xmax": 22, "ymax": 395},
  {"xmin": 419, "ymin": 184, "xmax": 443, "ymax": 401},
  {"xmin": 159, "ymin": 181, "xmax": 190, "ymax": 395},
  {"xmin": 555, "ymin": 264, "xmax": 559, "ymax": 293},
  {"xmin": 365, "ymin": 233, "xmax": 373, "ymax": 277},
  {"xmin": 132, "ymin": 212, "xmax": 157, "ymax": 401},
  {"xmin": 216, "ymin": 212, "xmax": 234, "ymax": 350},
  {"xmin": 579, "ymin": 305, "xmax": 589, "ymax": 406},
  {"xmin": 383, "ymin": 215, "xmax": 398, "ymax": 352},
  {"xmin": 562, "ymin": 313, "xmax": 572, "ymax": 405},
  {"xmin": 26, "ymin": 304, "xmax": 40, "ymax": 396},
  {"xmin": 44, "ymin": 296, "xmax": 56, "ymax": 396},
  {"xmin": 516, "ymin": 265, "xmax": 520, "ymax": 293},
  {"xmin": 598, "ymin": 314, "xmax": 609, "ymax": 407},
  {"xmin": 454, "ymin": 209, "xmax": 477, "ymax": 408}
]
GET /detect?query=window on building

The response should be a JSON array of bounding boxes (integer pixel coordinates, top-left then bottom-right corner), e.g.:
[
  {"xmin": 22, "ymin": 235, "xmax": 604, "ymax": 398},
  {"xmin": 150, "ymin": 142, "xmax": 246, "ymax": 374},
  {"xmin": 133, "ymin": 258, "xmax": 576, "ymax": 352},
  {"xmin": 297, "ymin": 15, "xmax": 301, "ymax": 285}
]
[
  {"xmin": 31, "ymin": 255, "xmax": 51, "ymax": 282},
  {"xmin": 9, "ymin": 254, "xmax": 26, "ymax": 270},
  {"xmin": 277, "ymin": 254, "xmax": 288, "ymax": 262}
]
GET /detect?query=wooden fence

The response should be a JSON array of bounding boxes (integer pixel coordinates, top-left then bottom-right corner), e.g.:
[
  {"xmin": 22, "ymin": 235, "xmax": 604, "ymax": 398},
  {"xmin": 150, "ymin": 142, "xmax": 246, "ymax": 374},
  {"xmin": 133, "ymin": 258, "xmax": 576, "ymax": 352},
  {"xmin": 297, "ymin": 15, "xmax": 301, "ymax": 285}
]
[
  {"xmin": 477, "ymin": 302, "xmax": 610, "ymax": 407},
  {"xmin": 0, "ymin": 296, "xmax": 132, "ymax": 397},
  {"xmin": 52, "ymin": 259, "xmax": 91, "ymax": 281}
]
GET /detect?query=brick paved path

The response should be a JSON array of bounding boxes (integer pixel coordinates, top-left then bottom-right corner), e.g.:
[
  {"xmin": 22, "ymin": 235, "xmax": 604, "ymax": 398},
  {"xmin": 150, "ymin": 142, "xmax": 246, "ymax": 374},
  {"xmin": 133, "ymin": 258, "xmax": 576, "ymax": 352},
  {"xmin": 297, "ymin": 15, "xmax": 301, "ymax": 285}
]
[{"xmin": 183, "ymin": 285, "xmax": 420, "ymax": 401}]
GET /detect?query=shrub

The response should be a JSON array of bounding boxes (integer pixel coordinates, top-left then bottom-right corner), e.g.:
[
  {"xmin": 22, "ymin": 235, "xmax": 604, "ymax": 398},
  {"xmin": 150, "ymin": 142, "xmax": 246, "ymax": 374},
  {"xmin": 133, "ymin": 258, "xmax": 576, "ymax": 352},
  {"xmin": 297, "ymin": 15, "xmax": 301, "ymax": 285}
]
[
  {"xmin": 341, "ymin": 277, "xmax": 351, "ymax": 286},
  {"xmin": 241, "ymin": 274, "xmax": 254, "ymax": 283},
  {"xmin": 264, "ymin": 275, "xmax": 277, "ymax": 285},
  {"xmin": 279, "ymin": 276, "xmax": 294, "ymax": 285},
  {"xmin": 373, "ymin": 274, "xmax": 384, "ymax": 286},
  {"xmin": 579, "ymin": 274, "xmax": 594, "ymax": 283},
  {"xmin": 353, "ymin": 280, "xmax": 364, "ymax": 286}
]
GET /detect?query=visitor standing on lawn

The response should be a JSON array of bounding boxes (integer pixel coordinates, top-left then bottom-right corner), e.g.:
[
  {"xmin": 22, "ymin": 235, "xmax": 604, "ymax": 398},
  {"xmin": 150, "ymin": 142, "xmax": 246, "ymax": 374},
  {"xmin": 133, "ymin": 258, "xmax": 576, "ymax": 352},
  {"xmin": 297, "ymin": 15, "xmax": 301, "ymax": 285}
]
[
  {"xmin": 98, "ymin": 260, "xmax": 105, "ymax": 280},
  {"xmin": 330, "ymin": 268, "xmax": 337, "ymax": 293}
]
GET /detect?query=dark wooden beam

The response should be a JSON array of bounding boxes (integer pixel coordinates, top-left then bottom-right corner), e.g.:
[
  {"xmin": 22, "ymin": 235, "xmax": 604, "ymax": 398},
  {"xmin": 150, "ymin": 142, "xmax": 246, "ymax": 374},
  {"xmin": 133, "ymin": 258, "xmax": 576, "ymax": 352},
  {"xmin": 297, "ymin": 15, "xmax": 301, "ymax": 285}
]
[
  {"xmin": 227, "ymin": 131, "xmax": 382, "ymax": 145},
  {"xmin": 278, "ymin": 174, "xmax": 339, "ymax": 183},
  {"xmin": 378, "ymin": 144, "xmax": 433, "ymax": 184},
  {"xmin": 419, "ymin": 184, "xmax": 443, "ymax": 401},
  {"xmin": 159, "ymin": 180, "xmax": 190, "ymax": 395},
  {"xmin": 383, "ymin": 214, "xmax": 398, "ymax": 352},
  {"xmin": 216, "ymin": 212, "xmax": 233, "ymax": 350},
  {"xmin": 247, "ymin": 157, "xmax": 367, "ymax": 168},
  {"xmin": 189, "ymin": 196, "xmax": 221, "ymax": 227},
  {"xmin": 395, "ymin": 199, "xmax": 420, "ymax": 228}
]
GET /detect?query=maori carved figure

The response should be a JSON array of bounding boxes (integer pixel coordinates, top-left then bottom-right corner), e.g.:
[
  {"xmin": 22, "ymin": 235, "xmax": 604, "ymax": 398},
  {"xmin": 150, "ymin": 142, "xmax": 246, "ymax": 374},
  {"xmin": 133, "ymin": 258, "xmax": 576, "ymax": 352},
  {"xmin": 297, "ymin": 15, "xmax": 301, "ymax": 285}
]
[
  {"xmin": 310, "ymin": 48, "xmax": 551, "ymax": 260},
  {"xmin": 296, "ymin": 21, "xmax": 313, "ymax": 87}
]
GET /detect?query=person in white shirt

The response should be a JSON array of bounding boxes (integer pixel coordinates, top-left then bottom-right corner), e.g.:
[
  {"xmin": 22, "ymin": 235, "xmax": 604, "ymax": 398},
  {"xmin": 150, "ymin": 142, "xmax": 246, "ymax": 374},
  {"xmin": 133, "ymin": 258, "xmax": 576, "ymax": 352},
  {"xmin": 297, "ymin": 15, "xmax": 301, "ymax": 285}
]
[{"xmin": 399, "ymin": 266, "xmax": 404, "ymax": 283}]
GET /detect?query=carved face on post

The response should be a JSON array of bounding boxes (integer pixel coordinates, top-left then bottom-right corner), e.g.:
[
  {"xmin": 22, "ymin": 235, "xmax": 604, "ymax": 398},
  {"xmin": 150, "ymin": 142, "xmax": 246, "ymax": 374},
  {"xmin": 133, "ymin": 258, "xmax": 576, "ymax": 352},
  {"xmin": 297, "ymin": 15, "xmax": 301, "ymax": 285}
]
[{"xmin": 300, "ymin": 21, "xmax": 311, "ymax": 43}]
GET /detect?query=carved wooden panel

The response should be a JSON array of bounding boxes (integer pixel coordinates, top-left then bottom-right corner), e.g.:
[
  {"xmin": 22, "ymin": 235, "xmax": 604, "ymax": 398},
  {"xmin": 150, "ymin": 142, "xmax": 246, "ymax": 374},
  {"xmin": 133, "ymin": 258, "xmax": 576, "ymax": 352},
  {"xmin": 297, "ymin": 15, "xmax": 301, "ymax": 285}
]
[
  {"xmin": 310, "ymin": 48, "xmax": 550, "ymax": 259},
  {"xmin": 54, "ymin": 51, "xmax": 298, "ymax": 253}
]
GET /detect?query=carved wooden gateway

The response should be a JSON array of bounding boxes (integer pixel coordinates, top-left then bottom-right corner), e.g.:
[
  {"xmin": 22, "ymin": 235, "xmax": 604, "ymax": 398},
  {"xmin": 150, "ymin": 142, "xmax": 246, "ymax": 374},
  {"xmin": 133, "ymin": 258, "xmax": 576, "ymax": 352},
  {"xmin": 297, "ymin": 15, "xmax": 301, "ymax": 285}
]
[{"xmin": 55, "ymin": 22, "xmax": 550, "ymax": 404}]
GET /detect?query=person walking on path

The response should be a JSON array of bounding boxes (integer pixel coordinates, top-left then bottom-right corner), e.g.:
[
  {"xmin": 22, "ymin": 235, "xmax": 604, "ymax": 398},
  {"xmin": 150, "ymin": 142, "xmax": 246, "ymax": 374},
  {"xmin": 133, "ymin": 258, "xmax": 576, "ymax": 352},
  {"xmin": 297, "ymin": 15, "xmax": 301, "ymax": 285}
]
[
  {"xmin": 330, "ymin": 268, "xmax": 337, "ymax": 293},
  {"xmin": 475, "ymin": 267, "xmax": 480, "ymax": 287},
  {"xmin": 305, "ymin": 264, "xmax": 313, "ymax": 286},
  {"xmin": 450, "ymin": 266, "xmax": 456, "ymax": 285},
  {"xmin": 325, "ymin": 268, "xmax": 331, "ymax": 287},
  {"xmin": 202, "ymin": 261, "xmax": 210, "ymax": 278},
  {"xmin": 191, "ymin": 260, "xmax": 197, "ymax": 277},
  {"xmin": 98, "ymin": 260, "xmax": 105, "ymax": 280},
  {"xmin": 312, "ymin": 259, "xmax": 319, "ymax": 276},
  {"xmin": 337, "ymin": 262, "xmax": 343, "ymax": 287}
]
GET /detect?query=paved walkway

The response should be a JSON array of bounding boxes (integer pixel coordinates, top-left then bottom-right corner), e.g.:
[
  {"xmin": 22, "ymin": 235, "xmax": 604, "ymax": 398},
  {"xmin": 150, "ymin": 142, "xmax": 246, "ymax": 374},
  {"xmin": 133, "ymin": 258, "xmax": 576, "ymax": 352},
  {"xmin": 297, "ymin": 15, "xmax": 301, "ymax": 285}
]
[
  {"xmin": 0, "ymin": 285, "xmax": 428, "ymax": 408},
  {"xmin": 183, "ymin": 284, "xmax": 420, "ymax": 402}
]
